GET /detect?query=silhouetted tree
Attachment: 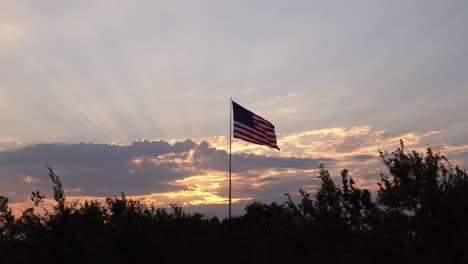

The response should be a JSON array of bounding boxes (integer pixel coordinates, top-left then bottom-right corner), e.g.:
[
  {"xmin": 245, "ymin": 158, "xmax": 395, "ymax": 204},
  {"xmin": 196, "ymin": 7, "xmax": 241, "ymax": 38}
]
[
  {"xmin": 378, "ymin": 140, "xmax": 468, "ymax": 262},
  {"xmin": 0, "ymin": 196, "xmax": 15, "ymax": 240}
]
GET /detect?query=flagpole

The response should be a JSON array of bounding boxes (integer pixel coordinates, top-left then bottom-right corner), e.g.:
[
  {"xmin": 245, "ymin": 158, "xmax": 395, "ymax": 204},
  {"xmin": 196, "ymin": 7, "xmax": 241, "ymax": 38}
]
[{"xmin": 229, "ymin": 97, "xmax": 232, "ymax": 220}]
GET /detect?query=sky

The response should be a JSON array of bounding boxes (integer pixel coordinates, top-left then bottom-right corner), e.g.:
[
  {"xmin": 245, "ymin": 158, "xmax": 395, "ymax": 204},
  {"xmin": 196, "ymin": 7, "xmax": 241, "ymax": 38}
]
[{"xmin": 1, "ymin": 0, "xmax": 467, "ymax": 218}]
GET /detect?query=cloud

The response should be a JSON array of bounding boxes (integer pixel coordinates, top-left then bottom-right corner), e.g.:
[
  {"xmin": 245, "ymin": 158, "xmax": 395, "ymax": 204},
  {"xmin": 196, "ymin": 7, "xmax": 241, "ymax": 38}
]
[
  {"xmin": 0, "ymin": 140, "xmax": 199, "ymax": 202},
  {"xmin": 0, "ymin": 137, "xmax": 332, "ymax": 207},
  {"xmin": 0, "ymin": 139, "xmax": 196, "ymax": 166},
  {"xmin": 1, "ymin": 126, "xmax": 467, "ymax": 218},
  {"xmin": 346, "ymin": 154, "xmax": 375, "ymax": 162},
  {"xmin": 22, "ymin": 175, "xmax": 39, "ymax": 184},
  {"xmin": 190, "ymin": 141, "xmax": 334, "ymax": 173},
  {"xmin": 0, "ymin": 138, "xmax": 25, "ymax": 151}
]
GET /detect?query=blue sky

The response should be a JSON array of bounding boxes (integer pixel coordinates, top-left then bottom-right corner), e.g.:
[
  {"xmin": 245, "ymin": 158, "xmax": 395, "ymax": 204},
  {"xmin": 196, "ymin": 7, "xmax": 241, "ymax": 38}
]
[{"xmin": 1, "ymin": 0, "xmax": 467, "ymax": 217}]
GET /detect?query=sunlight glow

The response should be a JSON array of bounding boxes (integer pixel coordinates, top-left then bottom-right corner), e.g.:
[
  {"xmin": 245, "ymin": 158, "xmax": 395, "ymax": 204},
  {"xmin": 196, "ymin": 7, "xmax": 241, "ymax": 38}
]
[{"xmin": 5, "ymin": 126, "xmax": 466, "ymax": 217}]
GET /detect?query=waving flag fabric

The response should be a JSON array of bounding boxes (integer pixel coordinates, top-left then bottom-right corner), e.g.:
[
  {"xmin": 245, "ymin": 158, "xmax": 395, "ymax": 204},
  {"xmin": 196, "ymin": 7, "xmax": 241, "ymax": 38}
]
[{"xmin": 232, "ymin": 101, "xmax": 280, "ymax": 150}]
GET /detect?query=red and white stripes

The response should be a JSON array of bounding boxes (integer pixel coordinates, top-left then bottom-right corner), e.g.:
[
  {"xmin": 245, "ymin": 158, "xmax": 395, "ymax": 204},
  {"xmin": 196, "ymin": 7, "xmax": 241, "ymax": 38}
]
[{"xmin": 233, "ymin": 114, "xmax": 279, "ymax": 150}]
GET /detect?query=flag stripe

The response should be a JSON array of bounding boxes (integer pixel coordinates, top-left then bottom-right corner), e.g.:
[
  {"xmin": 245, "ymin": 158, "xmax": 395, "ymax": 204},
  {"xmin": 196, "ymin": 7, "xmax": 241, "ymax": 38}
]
[
  {"xmin": 233, "ymin": 127, "xmax": 275, "ymax": 146},
  {"xmin": 234, "ymin": 133, "xmax": 278, "ymax": 149},
  {"xmin": 234, "ymin": 131, "xmax": 270, "ymax": 146},
  {"xmin": 233, "ymin": 127, "xmax": 278, "ymax": 148},
  {"xmin": 233, "ymin": 127, "xmax": 278, "ymax": 149},
  {"xmin": 253, "ymin": 121, "xmax": 275, "ymax": 133},
  {"xmin": 234, "ymin": 122, "xmax": 276, "ymax": 141},
  {"xmin": 253, "ymin": 118, "xmax": 275, "ymax": 134},
  {"xmin": 253, "ymin": 124, "xmax": 276, "ymax": 136},
  {"xmin": 234, "ymin": 122, "xmax": 277, "ymax": 143},
  {"xmin": 253, "ymin": 115, "xmax": 274, "ymax": 128},
  {"xmin": 233, "ymin": 127, "xmax": 272, "ymax": 145},
  {"xmin": 234, "ymin": 134, "xmax": 270, "ymax": 147}
]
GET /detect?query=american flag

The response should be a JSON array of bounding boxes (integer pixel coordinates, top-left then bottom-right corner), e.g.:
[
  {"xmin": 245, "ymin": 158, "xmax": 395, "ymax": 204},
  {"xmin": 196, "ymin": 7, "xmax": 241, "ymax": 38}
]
[{"xmin": 232, "ymin": 101, "xmax": 280, "ymax": 150}]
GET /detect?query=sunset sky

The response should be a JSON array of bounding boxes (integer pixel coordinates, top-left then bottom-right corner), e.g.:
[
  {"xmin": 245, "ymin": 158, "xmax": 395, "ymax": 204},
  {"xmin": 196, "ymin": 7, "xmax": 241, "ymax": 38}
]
[{"xmin": 1, "ymin": 0, "xmax": 467, "ymax": 218}]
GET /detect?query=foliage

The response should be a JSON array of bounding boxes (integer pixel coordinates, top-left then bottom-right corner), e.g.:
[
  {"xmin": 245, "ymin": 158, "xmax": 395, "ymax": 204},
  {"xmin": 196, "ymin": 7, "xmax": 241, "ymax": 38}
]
[
  {"xmin": 0, "ymin": 141, "xmax": 467, "ymax": 263},
  {"xmin": 378, "ymin": 140, "xmax": 468, "ymax": 262}
]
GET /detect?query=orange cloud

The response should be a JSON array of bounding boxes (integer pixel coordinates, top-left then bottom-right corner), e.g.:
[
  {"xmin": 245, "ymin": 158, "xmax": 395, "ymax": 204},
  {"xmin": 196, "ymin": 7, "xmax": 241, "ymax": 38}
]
[
  {"xmin": 4, "ymin": 126, "xmax": 467, "ymax": 218},
  {"xmin": 116, "ymin": 127, "xmax": 468, "ymax": 206},
  {"xmin": 22, "ymin": 175, "xmax": 39, "ymax": 184}
]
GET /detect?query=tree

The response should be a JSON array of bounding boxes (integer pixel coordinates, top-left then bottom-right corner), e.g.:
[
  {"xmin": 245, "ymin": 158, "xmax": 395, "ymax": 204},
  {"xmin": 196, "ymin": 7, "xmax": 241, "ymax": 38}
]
[
  {"xmin": 314, "ymin": 164, "xmax": 343, "ymax": 222},
  {"xmin": 378, "ymin": 140, "xmax": 468, "ymax": 262},
  {"xmin": 341, "ymin": 169, "xmax": 379, "ymax": 232},
  {"xmin": 0, "ymin": 196, "xmax": 15, "ymax": 240}
]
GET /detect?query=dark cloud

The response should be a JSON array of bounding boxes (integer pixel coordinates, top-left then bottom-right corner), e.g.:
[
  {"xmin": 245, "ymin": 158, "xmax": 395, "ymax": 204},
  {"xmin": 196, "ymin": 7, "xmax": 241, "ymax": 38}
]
[
  {"xmin": 233, "ymin": 154, "xmax": 333, "ymax": 173},
  {"xmin": 192, "ymin": 141, "xmax": 336, "ymax": 172},
  {"xmin": 0, "ymin": 139, "xmax": 332, "ymax": 205},
  {"xmin": 0, "ymin": 139, "xmax": 196, "ymax": 167},
  {"xmin": 0, "ymin": 140, "xmax": 197, "ymax": 201},
  {"xmin": 346, "ymin": 154, "xmax": 376, "ymax": 162},
  {"xmin": 332, "ymin": 135, "xmax": 372, "ymax": 153}
]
